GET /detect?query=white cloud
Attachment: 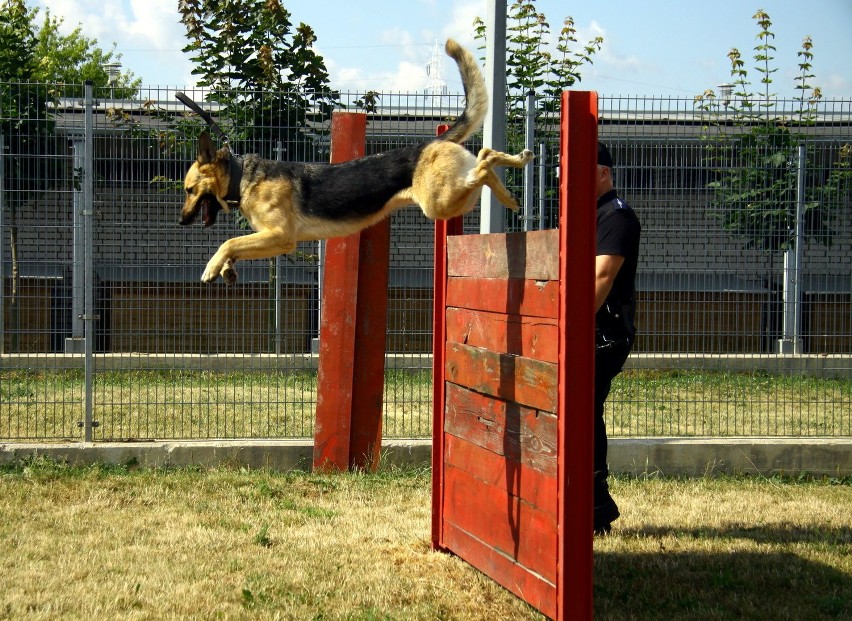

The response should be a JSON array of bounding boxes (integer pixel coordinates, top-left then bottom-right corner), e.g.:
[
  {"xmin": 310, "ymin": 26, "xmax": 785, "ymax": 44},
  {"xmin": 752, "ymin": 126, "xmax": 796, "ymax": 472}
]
[{"xmin": 440, "ymin": 0, "xmax": 486, "ymax": 49}]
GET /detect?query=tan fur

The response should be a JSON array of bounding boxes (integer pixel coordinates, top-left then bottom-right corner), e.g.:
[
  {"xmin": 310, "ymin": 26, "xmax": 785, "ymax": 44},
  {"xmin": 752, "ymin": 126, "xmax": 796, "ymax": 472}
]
[{"xmin": 181, "ymin": 39, "xmax": 533, "ymax": 284}]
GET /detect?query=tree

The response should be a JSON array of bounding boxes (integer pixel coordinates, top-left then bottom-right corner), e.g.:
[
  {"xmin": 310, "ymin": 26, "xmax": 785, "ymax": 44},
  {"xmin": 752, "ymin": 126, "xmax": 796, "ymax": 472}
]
[
  {"xmin": 1, "ymin": 0, "xmax": 52, "ymax": 351},
  {"xmin": 695, "ymin": 9, "xmax": 850, "ymax": 252},
  {"xmin": 472, "ymin": 0, "xmax": 602, "ymax": 228},
  {"xmin": 31, "ymin": 10, "xmax": 140, "ymax": 97},
  {"xmin": 473, "ymin": 0, "xmax": 603, "ymax": 113},
  {"xmin": 178, "ymin": 0, "xmax": 339, "ymax": 159},
  {"xmin": 1, "ymin": 0, "xmax": 137, "ymax": 351}
]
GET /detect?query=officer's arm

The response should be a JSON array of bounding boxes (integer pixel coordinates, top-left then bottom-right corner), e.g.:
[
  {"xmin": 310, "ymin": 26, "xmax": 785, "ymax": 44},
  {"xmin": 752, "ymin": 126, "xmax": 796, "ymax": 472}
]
[{"xmin": 595, "ymin": 254, "xmax": 625, "ymax": 312}]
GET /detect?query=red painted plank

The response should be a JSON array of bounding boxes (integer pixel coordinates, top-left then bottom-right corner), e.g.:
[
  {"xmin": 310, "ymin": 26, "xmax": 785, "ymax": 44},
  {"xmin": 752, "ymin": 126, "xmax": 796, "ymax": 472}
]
[
  {"xmin": 349, "ymin": 216, "xmax": 390, "ymax": 470},
  {"xmin": 446, "ymin": 277, "xmax": 559, "ymax": 319},
  {"xmin": 314, "ymin": 111, "xmax": 389, "ymax": 472},
  {"xmin": 443, "ymin": 463, "xmax": 558, "ymax": 583},
  {"xmin": 447, "ymin": 230, "xmax": 558, "ymax": 280},
  {"xmin": 431, "ymin": 117, "xmax": 464, "ymax": 550},
  {"xmin": 441, "ymin": 521, "xmax": 556, "ymax": 620},
  {"xmin": 445, "ymin": 307, "xmax": 558, "ymax": 362},
  {"xmin": 444, "ymin": 343, "xmax": 557, "ymax": 413},
  {"xmin": 444, "ymin": 383, "xmax": 557, "ymax": 479},
  {"xmin": 443, "ymin": 433, "xmax": 557, "ymax": 514},
  {"xmin": 558, "ymin": 91, "xmax": 597, "ymax": 620}
]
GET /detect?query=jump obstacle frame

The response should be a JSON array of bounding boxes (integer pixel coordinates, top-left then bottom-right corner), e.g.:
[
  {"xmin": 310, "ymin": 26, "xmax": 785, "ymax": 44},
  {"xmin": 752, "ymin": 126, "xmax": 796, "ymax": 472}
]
[{"xmin": 312, "ymin": 92, "xmax": 598, "ymax": 620}]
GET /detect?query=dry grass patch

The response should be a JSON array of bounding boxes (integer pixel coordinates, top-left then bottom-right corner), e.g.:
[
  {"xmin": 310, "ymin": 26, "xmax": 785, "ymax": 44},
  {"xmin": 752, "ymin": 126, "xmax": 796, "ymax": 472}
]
[{"xmin": 0, "ymin": 462, "xmax": 850, "ymax": 620}]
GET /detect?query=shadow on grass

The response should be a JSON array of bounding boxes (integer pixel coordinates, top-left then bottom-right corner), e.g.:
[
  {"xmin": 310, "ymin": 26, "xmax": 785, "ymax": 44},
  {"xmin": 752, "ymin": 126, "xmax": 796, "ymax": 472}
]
[
  {"xmin": 594, "ymin": 525, "xmax": 852, "ymax": 620},
  {"xmin": 620, "ymin": 523, "xmax": 852, "ymax": 546}
]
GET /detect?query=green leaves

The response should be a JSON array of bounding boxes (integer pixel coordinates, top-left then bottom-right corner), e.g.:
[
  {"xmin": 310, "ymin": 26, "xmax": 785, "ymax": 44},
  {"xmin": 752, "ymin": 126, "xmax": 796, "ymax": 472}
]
[
  {"xmin": 177, "ymin": 0, "xmax": 339, "ymax": 159},
  {"xmin": 695, "ymin": 9, "xmax": 848, "ymax": 252},
  {"xmin": 474, "ymin": 0, "xmax": 602, "ymax": 110}
]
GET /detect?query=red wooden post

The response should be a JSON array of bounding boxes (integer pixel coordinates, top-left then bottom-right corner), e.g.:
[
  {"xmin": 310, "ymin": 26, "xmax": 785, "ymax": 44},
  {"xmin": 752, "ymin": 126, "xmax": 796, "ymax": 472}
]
[
  {"xmin": 314, "ymin": 111, "xmax": 391, "ymax": 472},
  {"xmin": 432, "ymin": 123, "xmax": 462, "ymax": 549},
  {"xmin": 557, "ymin": 91, "xmax": 598, "ymax": 620}
]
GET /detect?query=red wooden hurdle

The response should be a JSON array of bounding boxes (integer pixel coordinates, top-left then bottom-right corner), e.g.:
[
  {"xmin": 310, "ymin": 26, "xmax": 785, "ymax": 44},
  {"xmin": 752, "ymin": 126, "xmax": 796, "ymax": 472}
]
[
  {"xmin": 313, "ymin": 93, "xmax": 598, "ymax": 618},
  {"xmin": 432, "ymin": 91, "xmax": 598, "ymax": 620}
]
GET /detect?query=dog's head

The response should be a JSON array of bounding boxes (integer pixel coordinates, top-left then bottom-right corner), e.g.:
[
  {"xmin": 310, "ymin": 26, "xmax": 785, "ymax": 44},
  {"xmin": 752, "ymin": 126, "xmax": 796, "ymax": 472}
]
[{"xmin": 180, "ymin": 132, "xmax": 233, "ymax": 227}]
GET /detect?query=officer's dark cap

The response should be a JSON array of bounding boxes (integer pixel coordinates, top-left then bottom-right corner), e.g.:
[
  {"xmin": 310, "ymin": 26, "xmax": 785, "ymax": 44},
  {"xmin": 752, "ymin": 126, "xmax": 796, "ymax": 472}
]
[{"xmin": 598, "ymin": 142, "xmax": 614, "ymax": 168}]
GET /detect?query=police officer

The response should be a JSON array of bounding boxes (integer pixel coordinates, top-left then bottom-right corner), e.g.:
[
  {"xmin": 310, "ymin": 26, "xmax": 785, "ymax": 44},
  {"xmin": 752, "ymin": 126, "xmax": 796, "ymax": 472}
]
[{"xmin": 594, "ymin": 142, "xmax": 641, "ymax": 534}]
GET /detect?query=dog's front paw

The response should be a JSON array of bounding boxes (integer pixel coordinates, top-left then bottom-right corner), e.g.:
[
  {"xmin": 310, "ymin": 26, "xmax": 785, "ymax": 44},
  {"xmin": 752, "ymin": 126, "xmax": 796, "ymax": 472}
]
[
  {"xmin": 201, "ymin": 268, "xmax": 219, "ymax": 283},
  {"xmin": 201, "ymin": 258, "xmax": 222, "ymax": 283},
  {"xmin": 221, "ymin": 260, "xmax": 238, "ymax": 285}
]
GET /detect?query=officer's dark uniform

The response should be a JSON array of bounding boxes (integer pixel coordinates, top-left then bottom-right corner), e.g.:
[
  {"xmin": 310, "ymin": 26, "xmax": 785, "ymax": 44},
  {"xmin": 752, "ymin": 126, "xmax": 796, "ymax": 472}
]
[{"xmin": 594, "ymin": 144, "xmax": 641, "ymax": 533}]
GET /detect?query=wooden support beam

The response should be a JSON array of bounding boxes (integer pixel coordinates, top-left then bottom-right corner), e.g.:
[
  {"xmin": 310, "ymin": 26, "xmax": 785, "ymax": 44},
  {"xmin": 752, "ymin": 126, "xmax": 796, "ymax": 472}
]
[{"xmin": 314, "ymin": 112, "xmax": 390, "ymax": 472}]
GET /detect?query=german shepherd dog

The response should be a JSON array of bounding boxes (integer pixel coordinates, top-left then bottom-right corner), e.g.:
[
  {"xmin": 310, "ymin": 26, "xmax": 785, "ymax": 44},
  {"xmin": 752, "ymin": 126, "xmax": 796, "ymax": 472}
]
[{"xmin": 180, "ymin": 39, "xmax": 533, "ymax": 284}]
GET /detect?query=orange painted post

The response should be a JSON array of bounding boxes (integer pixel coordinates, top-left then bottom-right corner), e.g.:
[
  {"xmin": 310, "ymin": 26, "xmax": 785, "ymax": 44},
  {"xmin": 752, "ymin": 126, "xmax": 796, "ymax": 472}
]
[
  {"xmin": 557, "ymin": 91, "xmax": 598, "ymax": 620},
  {"xmin": 314, "ymin": 111, "xmax": 390, "ymax": 472}
]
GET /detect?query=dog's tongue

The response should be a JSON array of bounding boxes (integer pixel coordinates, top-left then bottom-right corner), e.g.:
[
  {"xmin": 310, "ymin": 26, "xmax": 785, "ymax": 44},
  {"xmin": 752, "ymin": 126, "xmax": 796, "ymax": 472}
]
[{"xmin": 202, "ymin": 197, "xmax": 212, "ymax": 227}]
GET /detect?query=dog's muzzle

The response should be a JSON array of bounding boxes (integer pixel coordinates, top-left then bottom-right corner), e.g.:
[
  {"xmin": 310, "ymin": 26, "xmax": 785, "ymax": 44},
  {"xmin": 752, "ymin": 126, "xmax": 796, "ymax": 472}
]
[{"xmin": 180, "ymin": 194, "xmax": 222, "ymax": 228}]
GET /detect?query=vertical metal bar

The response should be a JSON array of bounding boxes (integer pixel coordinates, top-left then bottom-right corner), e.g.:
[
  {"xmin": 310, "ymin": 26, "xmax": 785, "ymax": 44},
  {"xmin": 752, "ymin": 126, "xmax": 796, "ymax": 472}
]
[
  {"xmin": 523, "ymin": 91, "xmax": 535, "ymax": 232},
  {"xmin": 71, "ymin": 139, "xmax": 85, "ymax": 341},
  {"xmin": 778, "ymin": 144, "xmax": 806, "ymax": 354},
  {"xmin": 480, "ymin": 0, "xmax": 507, "ymax": 234},
  {"xmin": 537, "ymin": 143, "xmax": 546, "ymax": 230},
  {"xmin": 792, "ymin": 143, "xmax": 806, "ymax": 346},
  {"xmin": 83, "ymin": 81, "xmax": 95, "ymax": 442},
  {"xmin": 274, "ymin": 140, "xmax": 283, "ymax": 355},
  {"xmin": 0, "ymin": 134, "xmax": 4, "ymax": 355}
]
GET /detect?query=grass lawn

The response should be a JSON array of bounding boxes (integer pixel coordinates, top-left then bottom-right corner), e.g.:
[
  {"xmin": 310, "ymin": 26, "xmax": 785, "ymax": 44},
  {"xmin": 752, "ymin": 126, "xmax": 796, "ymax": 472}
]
[
  {"xmin": 0, "ymin": 460, "xmax": 849, "ymax": 620},
  {"xmin": 1, "ymin": 369, "xmax": 850, "ymax": 440}
]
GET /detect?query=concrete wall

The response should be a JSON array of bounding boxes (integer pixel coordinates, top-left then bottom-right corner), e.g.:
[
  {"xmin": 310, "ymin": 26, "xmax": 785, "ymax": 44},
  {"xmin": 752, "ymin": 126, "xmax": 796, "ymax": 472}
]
[{"xmin": 2, "ymin": 438, "xmax": 850, "ymax": 477}]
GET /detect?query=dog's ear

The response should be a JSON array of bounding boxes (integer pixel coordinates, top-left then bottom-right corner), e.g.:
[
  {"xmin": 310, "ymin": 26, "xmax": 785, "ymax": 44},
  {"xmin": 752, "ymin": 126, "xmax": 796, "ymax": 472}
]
[{"xmin": 197, "ymin": 132, "xmax": 217, "ymax": 165}]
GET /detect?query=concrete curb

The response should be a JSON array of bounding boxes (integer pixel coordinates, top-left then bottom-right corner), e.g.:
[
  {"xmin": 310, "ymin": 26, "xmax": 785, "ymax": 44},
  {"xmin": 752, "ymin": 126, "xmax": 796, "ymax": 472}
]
[{"xmin": 1, "ymin": 438, "xmax": 849, "ymax": 477}]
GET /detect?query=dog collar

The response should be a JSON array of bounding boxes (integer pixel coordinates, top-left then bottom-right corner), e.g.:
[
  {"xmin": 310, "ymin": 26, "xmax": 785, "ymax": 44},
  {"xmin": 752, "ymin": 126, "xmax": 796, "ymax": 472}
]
[{"xmin": 225, "ymin": 156, "xmax": 243, "ymax": 205}]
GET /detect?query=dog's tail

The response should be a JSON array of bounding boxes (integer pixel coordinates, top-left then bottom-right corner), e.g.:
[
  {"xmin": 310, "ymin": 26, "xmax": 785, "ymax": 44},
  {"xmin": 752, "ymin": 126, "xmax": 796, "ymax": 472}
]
[{"xmin": 438, "ymin": 39, "xmax": 488, "ymax": 145}]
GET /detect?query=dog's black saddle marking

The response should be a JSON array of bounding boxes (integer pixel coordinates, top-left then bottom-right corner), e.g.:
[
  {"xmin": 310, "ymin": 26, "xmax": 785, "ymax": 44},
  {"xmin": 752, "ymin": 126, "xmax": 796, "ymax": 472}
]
[{"xmin": 250, "ymin": 143, "xmax": 427, "ymax": 221}]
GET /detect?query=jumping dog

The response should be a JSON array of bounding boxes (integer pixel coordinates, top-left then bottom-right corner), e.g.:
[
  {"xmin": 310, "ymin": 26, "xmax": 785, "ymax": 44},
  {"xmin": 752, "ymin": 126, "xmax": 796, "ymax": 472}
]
[{"xmin": 179, "ymin": 39, "xmax": 533, "ymax": 284}]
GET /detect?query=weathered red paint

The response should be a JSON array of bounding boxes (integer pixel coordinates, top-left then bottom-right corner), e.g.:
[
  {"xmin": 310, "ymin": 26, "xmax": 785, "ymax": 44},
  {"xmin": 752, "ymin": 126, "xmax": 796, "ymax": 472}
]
[
  {"xmin": 557, "ymin": 91, "xmax": 597, "ymax": 621},
  {"xmin": 432, "ymin": 94, "xmax": 598, "ymax": 620},
  {"xmin": 314, "ymin": 111, "xmax": 390, "ymax": 472}
]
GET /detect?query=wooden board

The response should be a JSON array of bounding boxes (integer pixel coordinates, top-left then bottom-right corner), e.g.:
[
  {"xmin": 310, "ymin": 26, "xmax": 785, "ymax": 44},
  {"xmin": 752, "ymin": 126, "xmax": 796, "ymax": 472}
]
[
  {"xmin": 433, "ymin": 91, "xmax": 598, "ymax": 621},
  {"xmin": 447, "ymin": 230, "xmax": 559, "ymax": 280},
  {"xmin": 445, "ymin": 307, "xmax": 558, "ymax": 363},
  {"xmin": 446, "ymin": 277, "xmax": 559, "ymax": 318},
  {"xmin": 443, "ymin": 463, "xmax": 558, "ymax": 583},
  {"xmin": 444, "ymin": 342, "xmax": 557, "ymax": 414},
  {"xmin": 444, "ymin": 383, "xmax": 558, "ymax": 479},
  {"xmin": 441, "ymin": 521, "xmax": 557, "ymax": 620}
]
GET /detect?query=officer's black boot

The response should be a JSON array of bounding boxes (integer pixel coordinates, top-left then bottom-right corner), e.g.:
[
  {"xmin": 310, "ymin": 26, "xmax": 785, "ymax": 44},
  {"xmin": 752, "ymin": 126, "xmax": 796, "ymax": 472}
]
[{"xmin": 593, "ymin": 471, "xmax": 620, "ymax": 535}]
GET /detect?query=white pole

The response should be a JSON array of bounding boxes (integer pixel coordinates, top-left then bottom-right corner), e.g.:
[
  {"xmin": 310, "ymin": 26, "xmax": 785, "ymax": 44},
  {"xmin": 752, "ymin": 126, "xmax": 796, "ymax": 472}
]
[{"xmin": 480, "ymin": 0, "xmax": 507, "ymax": 234}]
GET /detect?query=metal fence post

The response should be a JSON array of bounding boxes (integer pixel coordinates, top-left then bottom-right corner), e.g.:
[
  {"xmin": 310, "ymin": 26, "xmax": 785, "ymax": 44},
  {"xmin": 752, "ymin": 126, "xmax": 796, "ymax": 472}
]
[
  {"xmin": 68, "ymin": 137, "xmax": 85, "ymax": 349},
  {"xmin": 274, "ymin": 140, "xmax": 283, "ymax": 355},
  {"xmin": 538, "ymin": 143, "xmax": 547, "ymax": 230},
  {"xmin": 523, "ymin": 91, "xmax": 536, "ymax": 231},
  {"xmin": 0, "ymin": 134, "xmax": 4, "ymax": 355},
  {"xmin": 82, "ymin": 81, "xmax": 96, "ymax": 441},
  {"xmin": 778, "ymin": 143, "xmax": 806, "ymax": 355}
]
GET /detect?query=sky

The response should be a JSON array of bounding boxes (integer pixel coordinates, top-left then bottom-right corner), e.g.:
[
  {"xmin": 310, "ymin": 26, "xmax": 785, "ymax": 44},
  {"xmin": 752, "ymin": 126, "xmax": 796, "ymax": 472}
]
[{"xmin": 30, "ymin": 0, "xmax": 852, "ymax": 100}]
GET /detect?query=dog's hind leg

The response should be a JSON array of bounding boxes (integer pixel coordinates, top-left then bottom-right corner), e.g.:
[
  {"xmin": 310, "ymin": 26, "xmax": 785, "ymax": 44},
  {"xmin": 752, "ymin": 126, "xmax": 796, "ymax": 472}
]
[
  {"xmin": 465, "ymin": 148, "xmax": 535, "ymax": 210},
  {"xmin": 475, "ymin": 147, "xmax": 535, "ymax": 170}
]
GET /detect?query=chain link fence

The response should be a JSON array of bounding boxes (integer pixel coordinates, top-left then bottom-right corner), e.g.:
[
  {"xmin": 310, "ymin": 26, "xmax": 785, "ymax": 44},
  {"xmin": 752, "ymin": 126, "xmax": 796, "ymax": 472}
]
[{"xmin": 1, "ymin": 83, "xmax": 850, "ymax": 441}]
